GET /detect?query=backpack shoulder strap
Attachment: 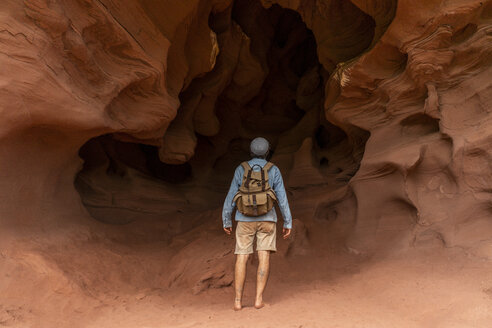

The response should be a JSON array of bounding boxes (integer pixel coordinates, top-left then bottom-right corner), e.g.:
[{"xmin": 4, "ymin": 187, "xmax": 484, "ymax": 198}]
[
  {"xmin": 240, "ymin": 161, "xmax": 252, "ymax": 187},
  {"xmin": 260, "ymin": 162, "xmax": 274, "ymax": 191},
  {"xmin": 263, "ymin": 162, "xmax": 274, "ymax": 172},
  {"xmin": 240, "ymin": 161, "xmax": 251, "ymax": 171}
]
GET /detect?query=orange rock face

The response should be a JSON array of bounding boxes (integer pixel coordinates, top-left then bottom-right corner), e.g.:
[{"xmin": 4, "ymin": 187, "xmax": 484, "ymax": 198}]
[{"xmin": 1, "ymin": 0, "xmax": 492, "ymax": 326}]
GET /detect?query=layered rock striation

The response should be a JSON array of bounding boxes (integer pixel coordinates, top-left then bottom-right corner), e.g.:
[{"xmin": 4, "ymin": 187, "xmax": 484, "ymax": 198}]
[{"xmin": 324, "ymin": 0, "xmax": 492, "ymax": 254}]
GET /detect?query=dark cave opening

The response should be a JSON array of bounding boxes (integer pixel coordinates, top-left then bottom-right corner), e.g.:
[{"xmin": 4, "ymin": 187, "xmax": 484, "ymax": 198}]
[{"xmin": 75, "ymin": 0, "xmax": 383, "ymax": 226}]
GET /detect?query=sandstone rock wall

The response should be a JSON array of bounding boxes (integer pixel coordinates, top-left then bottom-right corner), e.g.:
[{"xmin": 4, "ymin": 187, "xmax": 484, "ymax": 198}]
[
  {"xmin": 0, "ymin": 0, "xmax": 222, "ymax": 234},
  {"xmin": 324, "ymin": 0, "xmax": 492, "ymax": 254}
]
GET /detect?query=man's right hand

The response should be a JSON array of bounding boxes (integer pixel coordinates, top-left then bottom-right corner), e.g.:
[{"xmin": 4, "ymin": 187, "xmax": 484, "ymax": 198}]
[{"xmin": 224, "ymin": 227, "xmax": 232, "ymax": 235}]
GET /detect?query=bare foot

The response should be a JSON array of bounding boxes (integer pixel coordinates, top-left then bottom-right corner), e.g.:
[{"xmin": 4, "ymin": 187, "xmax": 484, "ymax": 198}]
[
  {"xmin": 234, "ymin": 299, "xmax": 242, "ymax": 311},
  {"xmin": 254, "ymin": 302, "xmax": 265, "ymax": 309},
  {"xmin": 254, "ymin": 298, "xmax": 265, "ymax": 309}
]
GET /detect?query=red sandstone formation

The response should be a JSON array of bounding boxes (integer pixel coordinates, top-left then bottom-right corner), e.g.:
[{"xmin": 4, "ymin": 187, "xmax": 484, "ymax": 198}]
[
  {"xmin": 1, "ymin": 0, "xmax": 492, "ymax": 327},
  {"xmin": 327, "ymin": 0, "xmax": 492, "ymax": 255}
]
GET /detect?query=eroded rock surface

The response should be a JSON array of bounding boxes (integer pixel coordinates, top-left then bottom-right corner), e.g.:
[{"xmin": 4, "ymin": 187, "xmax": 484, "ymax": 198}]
[{"xmin": 324, "ymin": 0, "xmax": 492, "ymax": 253}]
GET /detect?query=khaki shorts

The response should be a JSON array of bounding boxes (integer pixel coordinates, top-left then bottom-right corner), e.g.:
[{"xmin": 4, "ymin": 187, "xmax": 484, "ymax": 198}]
[{"xmin": 235, "ymin": 221, "xmax": 276, "ymax": 254}]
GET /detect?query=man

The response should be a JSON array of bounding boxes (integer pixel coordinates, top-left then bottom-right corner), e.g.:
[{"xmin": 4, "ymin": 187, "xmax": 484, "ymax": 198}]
[{"xmin": 222, "ymin": 137, "xmax": 292, "ymax": 310}]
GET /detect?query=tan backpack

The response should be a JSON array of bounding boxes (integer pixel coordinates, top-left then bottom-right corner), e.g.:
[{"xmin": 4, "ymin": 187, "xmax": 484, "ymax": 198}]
[{"xmin": 233, "ymin": 161, "xmax": 277, "ymax": 217}]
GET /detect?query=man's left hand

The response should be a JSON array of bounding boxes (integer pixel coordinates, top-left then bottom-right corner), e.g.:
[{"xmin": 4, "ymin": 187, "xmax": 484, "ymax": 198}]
[{"xmin": 283, "ymin": 228, "xmax": 291, "ymax": 239}]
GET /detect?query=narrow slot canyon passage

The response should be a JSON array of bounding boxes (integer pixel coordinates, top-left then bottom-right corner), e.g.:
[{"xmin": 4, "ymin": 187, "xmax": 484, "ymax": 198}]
[{"xmin": 3, "ymin": 0, "xmax": 492, "ymax": 327}]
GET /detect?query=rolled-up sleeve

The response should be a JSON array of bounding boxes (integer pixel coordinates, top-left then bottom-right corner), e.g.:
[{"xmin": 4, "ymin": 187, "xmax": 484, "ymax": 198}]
[
  {"xmin": 222, "ymin": 166, "xmax": 243, "ymax": 228},
  {"xmin": 271, "ymin": 167, "xmax": 293, "ymax": 229}
]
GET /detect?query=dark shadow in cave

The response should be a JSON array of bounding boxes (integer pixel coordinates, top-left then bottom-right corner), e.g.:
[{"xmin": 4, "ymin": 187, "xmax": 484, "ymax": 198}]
[
  {"xmin": 75, "ymin": 0, "xmax": 393, "ymax": 226},
  {"xmin": 75, "ymin": 136, "xmax": 193, "ymax": 224}
]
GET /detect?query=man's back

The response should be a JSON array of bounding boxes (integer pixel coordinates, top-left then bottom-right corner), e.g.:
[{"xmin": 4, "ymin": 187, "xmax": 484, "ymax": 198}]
[
  {"xmin": 222, "ymin": 137, "xmax": 293, "ymax": 311},
  {"xmin": 222, "ymin": 158, "xmax": 292, "ymax": 230}
]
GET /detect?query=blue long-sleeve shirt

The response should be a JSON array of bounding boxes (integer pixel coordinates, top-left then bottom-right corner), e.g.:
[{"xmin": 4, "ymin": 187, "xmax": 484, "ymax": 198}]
[{"xmin": 222, "ymin": 158, "xmax": 292, "ymax": 229}]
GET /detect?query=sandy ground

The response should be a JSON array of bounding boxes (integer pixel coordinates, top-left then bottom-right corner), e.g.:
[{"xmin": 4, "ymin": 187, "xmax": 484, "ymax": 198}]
[
  {"xmin": 2, "ymin": 195, "xmax": 492, "ymax": 328},
  {"xmin": 2, "ymin": 188, "xmax": 491, "ymax": 328},
  {"xmin": 66, "ymin": 248, "xmax": 492, "ymax": 328}
]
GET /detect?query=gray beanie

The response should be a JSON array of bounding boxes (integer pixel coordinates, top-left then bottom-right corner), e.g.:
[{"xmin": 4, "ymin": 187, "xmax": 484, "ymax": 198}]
[{"xmin": 250, "ymin": 137, "xmax": 269, "ymax": 156}]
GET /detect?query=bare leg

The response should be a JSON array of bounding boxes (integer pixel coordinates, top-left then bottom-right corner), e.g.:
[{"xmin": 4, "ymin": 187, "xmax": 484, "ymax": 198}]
[
  {"xmin": 255, "ymin": 250, "xmax": 270, "ymax": 309},
  {"xmin": 234, "ymin": 254, "xmax": 249, "ymax": 310}
]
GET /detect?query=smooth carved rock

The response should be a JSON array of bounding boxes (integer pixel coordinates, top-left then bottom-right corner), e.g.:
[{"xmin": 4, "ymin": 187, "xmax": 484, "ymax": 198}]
[
  {"xmin": 262, "ymin": 0, "xmax": 398, "ymax": 70},
  {"xmin": 325, "ymin": 0, "xmax": 492, "ymax": 251},
  {"xmin": 159, "ymin": 15, "xmax": 267, "ymax": 163}
]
